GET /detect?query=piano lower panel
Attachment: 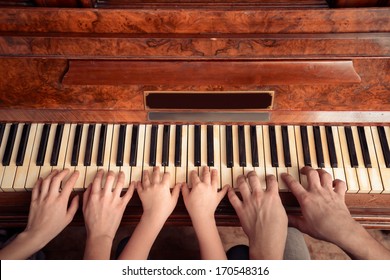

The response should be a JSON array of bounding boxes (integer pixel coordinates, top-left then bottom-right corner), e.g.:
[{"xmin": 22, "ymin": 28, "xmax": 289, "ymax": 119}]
[{"xmin": 1, "ymin": 192, "xmax": 390, "ymax": 229}]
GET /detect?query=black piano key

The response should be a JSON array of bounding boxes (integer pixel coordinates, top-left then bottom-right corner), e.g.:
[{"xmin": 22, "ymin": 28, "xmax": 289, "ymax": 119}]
[
  {"xmin": 71, "ymin": 124, "xmax": 83, "ymax": 166},
  {"xmin": 129, "ymin": 124, "xmax": 139, "ymax": 167},
  {"xmin": 377, "ymin": 126, "xmax": 390, "ymax": 168},
  {"xmin": 281, "ymin": 126, "xmax": 291, "ymax": 167},
  {"xmin": 0, "ymin": 123, "xmax": 5, "ymax": 147},
  {"xmin": 83, "ymin": 124, "xmax": 95, "ymax": 166},
  {"xmin": 161, "ymin": 125, "xmax": 170, "ymax": 166},
  {"xmin": 250, "ymin": 126, "xmax": 259, "ymax": 167},
  {"xmin": 357, "ymin": 126, "xmax": 371, "ymax": 168},
  {"xmin": 207, "ymin": 125, "xmax": 214, "ymax": 166},
  {"xmin": 238, "ymin": 125, "xmax": 246, "ymax": 167},
  {"xmin": 325, "ymin": 126, "xmax": 338, "ymax": 168},
  {"xmin": 116, "ymin": 124, "xmax": 126, "ymax": 166},
  {"xmin": 97, "ymin": 124, "xmax": 107, "ymax": 166},
  {"xmin": 36, "ymin": 123, "xmax": 51, "ymax": 166},
  {"xmin": 300, "ymin": 126, "xmax": 311, "ymax": 167},
  {"xmin": 50, "ymin": 123, "xmax": 64, "ymax": 166},
  {"xmin": 269, "ymin": 125, "xmax": 278, "ymax": 167},
  {"xmin": 226, "ymin": 125, "xmax": 233, "ymax": 168},
  {"xmin": 313, "ymin": 126, "xmax": 325, "ymax": 168},
  {"xmin": 344, "ymin": 126, "xmax": 358, "ymax": 168},
  {"xmin": 149, "ymin": 125, "xmax": 158, "ymax": 166},
  {"xmin": 174, "ymin": 125, "xmax": 182, "ymax": 167},
  {"xmin": 16, "ymin": 123, "xmax": 31, "ymax": 166},
  {"xmin": 2, "ymin": 123, "xmax": 18, "ymax": 166},
  {"xmin": 194, "ymin": 125, "xmax": 201, "ymax": 166}
]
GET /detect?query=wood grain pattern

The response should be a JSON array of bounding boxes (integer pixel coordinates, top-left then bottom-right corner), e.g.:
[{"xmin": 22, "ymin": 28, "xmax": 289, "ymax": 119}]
[
  {"xmin": 62, "ymin": 60, "xmax": 362, "ymax": 86},
  {"xmin": 0, "ymin": 8, "xmax": 389, "ymax": 34},
  {"xmin": 1, "ymin": 34, "xmax": 389, "ymax": 59}
]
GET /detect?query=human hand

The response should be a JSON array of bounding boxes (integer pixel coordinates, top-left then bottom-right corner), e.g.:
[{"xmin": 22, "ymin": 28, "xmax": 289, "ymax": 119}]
[
  {"xmin": 228, "ymin": 171, "xmax": 287, "ymax": 259},
  {"xmin": 137, "ymin": 167, "xmax": 180, "ymax": 223},
  {"xmin": 182, "ymin": 167, "xmax": 228, "ymax": 223},
  {"xmin": 83, "ymin": 169, "xmax": 134, "ymax": 242},
  {"xmin": 25, "ymin": 169, "xmax": 79, "ymax": 247},
  {"xmin": 281, "ymin": 167, "xmax": 354, "ymax": 245}
]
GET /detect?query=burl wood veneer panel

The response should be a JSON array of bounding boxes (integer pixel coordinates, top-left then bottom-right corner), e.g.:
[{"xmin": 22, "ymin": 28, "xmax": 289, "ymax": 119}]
[{"xmin": 0, "ymin": 8, "xmax": 389, "ymax": 34}]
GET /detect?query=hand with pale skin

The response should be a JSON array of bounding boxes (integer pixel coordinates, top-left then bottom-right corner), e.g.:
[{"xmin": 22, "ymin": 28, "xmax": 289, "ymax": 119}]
[
  {"xmin": 0, "ymin": 169, "xmax": 79, "ymax": 260},
  {"xmin": 228, "ymin": 172, "xmax": 288, "ymax": 260},
  {"xmin": 182, "ymin": 167, "xmax": 228, "ymax": 259},
  {"xmin": 118, "ymin": 167, "xmax": 181, "ymax": 259},
  {"xmin": 282, "ymin": 166, "xmax": 390, "ymax": 259},
  {"xmin": 83, "ymin": 169, "xmax": 134, "ymax": 259}
]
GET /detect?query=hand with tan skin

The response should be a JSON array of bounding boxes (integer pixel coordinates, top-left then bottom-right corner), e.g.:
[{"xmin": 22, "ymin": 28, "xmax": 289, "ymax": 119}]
[
  {"xmin": 182, "ymin": 167, "xmax": 229, "ymax": 259},
  {"xmin": 0, "ymin": 169, "xmax": 79, "ymax": 260},
  {"xmin": 83, "ymin": 169, "xmax": 134, "ymax": 259},
  {"xmin": 228, "ymin": 171, "xmax": 288, "ymax": 260},
  {"xmin": 282, "ymin": 166, "xmax": 390, "ymax": 260},
  {"xmin": 118, "ymin": 167, "xmax": 181, "ymax": 259}
]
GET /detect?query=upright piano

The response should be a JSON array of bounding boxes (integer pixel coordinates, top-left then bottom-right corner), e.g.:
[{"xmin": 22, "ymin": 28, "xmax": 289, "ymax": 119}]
[{"xmin": 0, "ymin": 0, "xmax": 389, "ymax": 228}]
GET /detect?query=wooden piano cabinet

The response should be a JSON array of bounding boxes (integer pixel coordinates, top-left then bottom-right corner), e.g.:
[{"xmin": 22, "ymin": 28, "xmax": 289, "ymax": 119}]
[{"xmin": 0, "ymin": 7, "xmax": 389, "ymax": 227}]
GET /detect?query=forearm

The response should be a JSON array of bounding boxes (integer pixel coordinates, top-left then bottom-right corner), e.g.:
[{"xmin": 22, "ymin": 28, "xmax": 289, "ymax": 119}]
[
  {"xmin": 84, "ymin": 235, "xmax": 113, "ymax": 260},
  {"xmin": 118, "ymin": 214, "xmax": 165, "ymax": 260},
  {"xmin": 192, "ymin": 217, "xmax": 227, "ymax": 260},
  {"xmin": 0, "ymin": 231, "xmax": 46, "ymax": 260},
  {"xmin": 334, "ymin": 222, "xmax": 390, "ymax": 260}
]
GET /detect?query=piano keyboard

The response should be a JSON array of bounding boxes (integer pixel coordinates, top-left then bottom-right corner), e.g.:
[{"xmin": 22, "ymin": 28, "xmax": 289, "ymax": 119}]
[{"xmin": 0, "ymin": 123, "xmax": 389, "ymax": 194}]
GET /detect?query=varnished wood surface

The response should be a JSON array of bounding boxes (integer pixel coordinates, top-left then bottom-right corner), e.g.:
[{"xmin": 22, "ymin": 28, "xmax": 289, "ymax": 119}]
[
  {"xmin": 0, "ymin": 8, "xmax": 389, "ymax": 34},
  {"xmin": 1, "ymin": 191, "xmax": 390, "ymax": 228},
  {"xmin": 62, "ymin": 60, "xmax": 361, "ymax": 86}
]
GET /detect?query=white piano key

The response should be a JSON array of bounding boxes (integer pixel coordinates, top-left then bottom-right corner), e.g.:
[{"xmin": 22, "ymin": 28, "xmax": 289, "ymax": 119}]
[
  {"xmin": 371, "ymin": 126, "xmax": 390, "ymax": 193},
  {"xmin": 243, "ymin": 125, "xmax": 254, "ymax": 176},
  {"xmin": 1, "ymin": 124, "xmax": 24, "ymax": 192},
  {"xmin": 25, "ymin": 124, "xmax": 45, "ymax": 191},
  {"xmin": 201, "ymin": 125, "xmax": 208, "ymax": 169},
  {"xmin": 232, "ymin": 125, "xmax": 243, "ymax": 188},
  {"xmin": 143, "ymin": 124, "xmax": 154, "ymax": 177},
  {"xmin": 365, "ymin": 126, "xmax": 383, "ymax": 193},
  {"xmin": 120, "ymin": 124, "xmax": 132, "ymax": 189},
  {"xmin": 331, "ymin": 126, "xmax": 346, "ymax": 183},
  {"xmin": 307, "ymin": 126, "xmax": 318, "ymax": 169},
  {"xmin": 85, "ymin": 123, "xmax": 100, "ymax": 189},
  {"xmin": 101, "ymin": 124, "xmax": 114, "ymax": 185},
  {"xmin": 0, "ymin": 123, "xmax": 12, "ymax": 190},
  {"xmin": 13, "ymin": 124, "xmax": 38, "ymax": 191},
  {"xmin": 187, "ymin": 125, "xmax": 198, "ymax": 186},
  {"xmin": 338, "ymin": 126, "xmax": 359, "ymax": 193},
  {"xmin": 38, "ymin": 123, "xmax": 56, "ymax": 179},
  {"xmin": 109, "ymin": 124, "xmax": 121, "ymax": 176},
  {"xmin": 319, "ymin": 126, "xmax": 334, "ymax": 178},
  {"xmin": 351, "ymin": 126, "xmax": 371, "ymax": 193},
  {"xmin": 254, "ymin": 125, "xmax": 266, "ymax": 190},
  {"xmin": 131, "ymin": 124, "xmax": 145, "ymax": 183},
  {"xmin": 263, "ymin": 125, "xmax": 277, "ymax": 188},
  {"xmin": 175, "ymin": 125, "xmax": 187, "ymax": 185},
  {"xmin": 220, "ymin": 125, "xmax": 232, "ymax": 188},
  {"xmin": 275, "ymin": 125, "xmax": 288, "ymax": 192},
  {"xmin": 287, "ymin": 125, "xmax": 299, "ymax": 188},
  {"xmin": 165, "ymin": 124, "xmax": 176, "ymax": 188},
  {"xmin": 212, "ymin": 125, "xmax": 221, "ymax": 189},
  {"xmin": 156, "ymin": 124, "xmax": 164, "ymax": 169},
  {"xmin": 294, "ymin": 125, "xmax": 308, "ymax": 189},
  {"xmin": 73, "ymin": 124, "xmax": 88, "ymax": 190}
]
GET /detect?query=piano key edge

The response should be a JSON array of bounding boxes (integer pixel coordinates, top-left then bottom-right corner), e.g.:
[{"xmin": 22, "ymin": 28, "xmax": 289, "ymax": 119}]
[{"xmin": 1, "ymin": 192, "xmax": 390, "ymax": 229}]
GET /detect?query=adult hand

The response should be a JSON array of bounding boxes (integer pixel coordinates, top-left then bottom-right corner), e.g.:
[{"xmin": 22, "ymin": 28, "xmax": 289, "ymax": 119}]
[{"xmin": 228, "ymin": 171, "xmax": 287, "ymax": 259}]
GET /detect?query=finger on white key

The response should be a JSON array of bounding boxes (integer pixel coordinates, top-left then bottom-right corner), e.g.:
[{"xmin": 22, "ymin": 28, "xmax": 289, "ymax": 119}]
[
  {"xmin": 187, "ymin": 124, "xmax": 198, "ymax": 187},
  {"xmin": 263, "ymin": 125, "xmax": 277, "ymax": 188},
  {"xmin": 232, "ymin": 125, "xmax": 243, "ymax": 188},
  {"xmin": 275, "ymin": 125, "xmax": 288, "ymax": 192},
  {"xmin": 164, "ymin": 124, "xmax": 176, "ymax": 188},
  {"xmin": 351, "ymin": 126, "xmax": 371, "ymax": 193},
  {"xmin": 220, "ymin": 125, "xmax": 233, "ymax": 188},
  {"xmin": 371, "ymin": 126, "xmax": 390, "ymax": 193},
  {"xmin": 253, "ymin": 125, "xmax": 266, "ymax": 190},
  {"xmin": 85, "ymin": 124, "xmax": 100, "ymax": 189},
  {"xmin": 364, "ymin": 126, "xmax": 383, "ymax": 193}
]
